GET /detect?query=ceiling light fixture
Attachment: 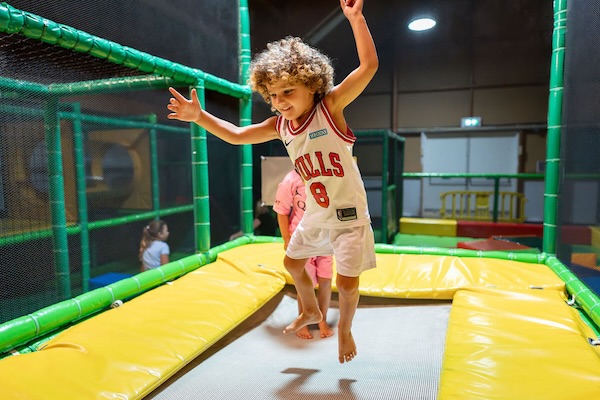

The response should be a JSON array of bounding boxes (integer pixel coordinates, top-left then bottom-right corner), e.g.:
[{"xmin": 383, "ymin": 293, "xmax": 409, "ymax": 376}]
[{"xmin": 408, "ymin": 17, "xmax": 436, "ymax": 32}]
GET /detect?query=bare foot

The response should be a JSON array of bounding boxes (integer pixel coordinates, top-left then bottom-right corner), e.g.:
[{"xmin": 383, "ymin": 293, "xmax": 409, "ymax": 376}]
[
  {"xmin": 318, "ymin": 321, "xmax": 334, "ymax": 338},
  {"xmin": 338, "ymin": 331, "xmax": 357, "ymax": 364},
  {"xmin": 283, "ymin": 311, "xmax": 322, "ymax": 334},
  {"xmin": 295, "ymin": 326, "xmax": 313, "ymax": 340}
]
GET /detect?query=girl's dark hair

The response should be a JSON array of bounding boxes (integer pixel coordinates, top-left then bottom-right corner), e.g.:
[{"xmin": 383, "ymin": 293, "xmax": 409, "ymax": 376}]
[{"xmin": 138, "ymin": 220, "xmax": 166, "ymax": 261}]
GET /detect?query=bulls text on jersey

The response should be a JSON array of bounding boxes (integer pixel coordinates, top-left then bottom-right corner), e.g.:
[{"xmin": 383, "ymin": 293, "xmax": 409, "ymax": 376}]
[{"xmin": 294, "ymin": 151, "xmax": 345, "ymax": 182}]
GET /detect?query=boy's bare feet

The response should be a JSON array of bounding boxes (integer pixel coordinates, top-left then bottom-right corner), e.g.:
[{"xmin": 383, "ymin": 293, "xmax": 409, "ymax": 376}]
[
  {"xmin": 283, "ymin": 311, "xmax": 322, "ymax": 334},
  {"xmin": 338, "ymin": 331, "xmax": 357, "ymax": 364},
  {"xmin": 318, "ymin": 321, "xmax": 334, "ymax": 338},
  {"xmin": 295, "ymin": 326, "xmax": 313, "ymax": 339}
]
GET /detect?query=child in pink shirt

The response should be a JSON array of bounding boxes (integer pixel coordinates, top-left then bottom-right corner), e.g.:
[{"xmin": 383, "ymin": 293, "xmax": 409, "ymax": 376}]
[{"xmin": 274, "ymin": 169, "xmax": 334, "ymax": 339}]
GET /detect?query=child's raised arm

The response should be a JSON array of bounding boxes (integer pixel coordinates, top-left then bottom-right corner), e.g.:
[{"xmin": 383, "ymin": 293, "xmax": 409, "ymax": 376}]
[
  {"xmin": 167, "ymin": 87, "xmax": 279, "ymax": 145},
  {"xmin": 326, "ymin": 0, "xmax": 378, "ymax": 114}
]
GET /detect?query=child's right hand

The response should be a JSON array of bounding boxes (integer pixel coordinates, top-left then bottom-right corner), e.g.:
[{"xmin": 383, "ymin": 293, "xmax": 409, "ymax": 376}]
[
  {"xmin": 167, "ymin": 87, "xmax": 202, "ymax": 123},
  {"xmin": 340, "ymin": 0, "xmax": 363, "ymax": 18}
]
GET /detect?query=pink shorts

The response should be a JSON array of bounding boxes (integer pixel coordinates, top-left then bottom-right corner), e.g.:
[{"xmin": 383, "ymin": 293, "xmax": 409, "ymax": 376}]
[{"xmin": 305, "ymin": 255, "xmax": 333, "ymax": 287}]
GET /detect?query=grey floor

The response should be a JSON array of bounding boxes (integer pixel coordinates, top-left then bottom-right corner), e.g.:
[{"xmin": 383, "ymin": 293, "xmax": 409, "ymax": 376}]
[{"xmin": 147, "ymin": 293, "xmax": 450, "ymax": 400}]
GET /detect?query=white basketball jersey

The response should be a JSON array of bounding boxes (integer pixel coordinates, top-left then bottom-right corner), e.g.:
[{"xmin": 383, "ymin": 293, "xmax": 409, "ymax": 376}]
[{"xmin": 276, "ymin": 101, "xmax": 370, "ymax": 229}]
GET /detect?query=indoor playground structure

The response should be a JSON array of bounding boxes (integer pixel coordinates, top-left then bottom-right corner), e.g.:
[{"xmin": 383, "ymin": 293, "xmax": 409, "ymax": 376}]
[{"xmin": 0, "ymin": 1, "xmax": 599, "ymax": 399}]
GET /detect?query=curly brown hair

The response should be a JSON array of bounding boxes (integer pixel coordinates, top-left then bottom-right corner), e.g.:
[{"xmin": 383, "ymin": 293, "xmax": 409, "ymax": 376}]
[{"xmin": 248, "ymin": 37, "xmax": 334, "ymax": 106}]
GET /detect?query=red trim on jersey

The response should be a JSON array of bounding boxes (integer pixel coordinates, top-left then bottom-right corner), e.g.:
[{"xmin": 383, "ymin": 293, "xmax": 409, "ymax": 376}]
[
  {"xmin": 287, "ymin": 105, "xmax": 317, "ymax": 135},
  {"xmin": 276, "ymin": 116, "xmax": 284, "ymax": 135},
  {"xmin": 321, "ymin": 101, "xmax": 356, "ymax": 144}
]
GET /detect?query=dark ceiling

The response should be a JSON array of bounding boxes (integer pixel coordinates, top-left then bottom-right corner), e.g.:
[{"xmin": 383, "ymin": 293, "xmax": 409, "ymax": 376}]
[{"xmin": 249, "ymin": 0, "xmax": 553, "ymax": 80}]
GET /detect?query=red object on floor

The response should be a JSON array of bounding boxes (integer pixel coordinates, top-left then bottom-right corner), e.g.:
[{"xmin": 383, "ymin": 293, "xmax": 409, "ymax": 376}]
[
  {"xmin": 458, "ymin": 238, "xmax": 533, "ymax": 251},
  {"xmin": 456, "ymin": 221, "xmax": 543, "ymax": 238}
]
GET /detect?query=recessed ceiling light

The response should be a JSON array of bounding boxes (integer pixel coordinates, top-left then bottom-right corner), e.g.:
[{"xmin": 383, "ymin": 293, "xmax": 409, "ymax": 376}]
[{"xmin": 408, "ymin": 17, "xmax": 436, "ymax": 32}]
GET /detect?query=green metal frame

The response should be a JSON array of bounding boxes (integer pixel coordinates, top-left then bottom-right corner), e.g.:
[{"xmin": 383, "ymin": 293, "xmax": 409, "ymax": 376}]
[
  {"xmin": 1, "ymin": 0, "xmax": 600, "ymax": 359},
  {"xmin": 355, "ymin": 130, "xmax": 405, "ymax": 243},
  {"xmin": 543, "ymin": 0, "xmax": 567, "ymax": 255},
  {"xmin": 0, "ymin": 0, "xmax": 254, "ymax": 353}
]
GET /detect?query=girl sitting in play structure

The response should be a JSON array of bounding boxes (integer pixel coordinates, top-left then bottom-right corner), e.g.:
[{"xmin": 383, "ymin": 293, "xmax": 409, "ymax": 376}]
[{"xmin": 139, "ymin": 219, "xmax": 170, "ymax": 272}]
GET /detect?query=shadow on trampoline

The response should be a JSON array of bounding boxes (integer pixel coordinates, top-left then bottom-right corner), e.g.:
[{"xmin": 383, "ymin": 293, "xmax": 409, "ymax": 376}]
[{"xmin": 277, "ymin": 368, "xmax": 357, "ymax": 400}]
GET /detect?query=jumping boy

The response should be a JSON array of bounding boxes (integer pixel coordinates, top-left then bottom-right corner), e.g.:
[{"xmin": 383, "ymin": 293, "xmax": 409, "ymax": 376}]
[{"xmin": 166, "ymin": 0, "xmax": 378, "ymax": 363}]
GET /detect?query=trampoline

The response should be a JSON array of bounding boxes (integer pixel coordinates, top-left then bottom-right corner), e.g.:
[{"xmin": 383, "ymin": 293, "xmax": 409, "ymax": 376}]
[
  {"xmin": 1, "ymin": 241, "xmax": 599, "ymax": 399},
  {"xmin": 148, "ymin": 294, "xmax": 450, "ymax": 400}
]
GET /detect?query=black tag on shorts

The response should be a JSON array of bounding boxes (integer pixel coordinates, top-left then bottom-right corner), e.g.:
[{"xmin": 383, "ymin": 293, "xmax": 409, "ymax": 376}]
[{"xmin": 337, "ymin": 207, "xmax": 357, "ymax": 221}]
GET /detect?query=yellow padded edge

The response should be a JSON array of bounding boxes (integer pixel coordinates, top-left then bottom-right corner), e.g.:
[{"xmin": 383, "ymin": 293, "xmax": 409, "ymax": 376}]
[
  {"xmin": 359, "ymin": 253, "xmax": 564, "ymax": 299},
  {"xmin": 438, "ymin": 288, "xmax": 600, "ymax": 400},
  {"xmin": 400, "ymin": 217, "xmax": 457, "ymax": 237},
  {"xmin": 221, "ymin": 243, "xmax": 564, "ymax": 300},
  {"xmin": 0, "ymin": 255, "xmax": 286, "ymax": 399}
]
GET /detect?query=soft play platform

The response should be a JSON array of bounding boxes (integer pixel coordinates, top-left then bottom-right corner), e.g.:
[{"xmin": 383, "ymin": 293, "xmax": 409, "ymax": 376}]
[{"xmin": 0, "ymin": 243, "xmax": 599, "ymax": 399}]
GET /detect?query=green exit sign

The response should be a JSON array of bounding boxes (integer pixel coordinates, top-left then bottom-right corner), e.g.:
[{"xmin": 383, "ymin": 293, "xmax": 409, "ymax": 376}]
[{"xmin": 461, "ymin": 117, "xmax": 482, "ymax": 127}]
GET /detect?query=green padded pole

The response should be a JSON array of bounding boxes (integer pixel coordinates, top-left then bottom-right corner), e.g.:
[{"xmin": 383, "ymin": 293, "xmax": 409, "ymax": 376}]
[
  {"xmin": 375, "ymin": 243, "xmax": 547, "ymax": 264},
  {"xmin": 50, "ymin": 76, "xmax": 175, "ymax": 95},
  {"xmin": 0, "ymin": 205, "xmax": 193, "ymax": 247},
  {"xmin": 545, "ymin": 256, "xmax": 600, "ymax": 331},
  {"xmin": 396, "ymin": 133, "xmax": 405, "ymax": 230},
  {"xmin": 190, "ymin": 82, "xmax": 211, "ymax": 252},
  {"xmin": 149, "ymin": 113, "xmax": 160, "ymax": 217},
  {"xmin": 0, "ymin": 3, "xmax": 250, "ymax": 97},
  {"xmin": 44, "ymin": 97, "xmax": 71, "ymax": 300},
  {"xmin": 0, "ymin": 76, "xmax": 48, "ymax": 94},
  {"xmin": 0, "ymin": 103, "xmax": 189, "ymax": 134},
  {"xmin": 70, "ymin": 103, "xmax": 91, "ymax": 293},
  {"xmin": 543, "ymin": 0, "xmax": 567, "ymax": 255},
  {"xmin": 239, "ymin": 0, "xmax": 254, "ymax": 235},
  {"xmin": 86, "ymin": 205, "xmax": 194, "ymax": 230},
  {"xmin": 492, "ymin": 177, "xmax": 500, "ymax": 222},
  {"xmin": 381, "ymin": 132, "xmax": 389, "ymax": 242}
]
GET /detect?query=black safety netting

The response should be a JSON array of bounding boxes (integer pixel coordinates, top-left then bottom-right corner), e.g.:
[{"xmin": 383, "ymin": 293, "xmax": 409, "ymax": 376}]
[
  {"xmin": 557, "ymin": 0, "xmax": 600, "ymax": 296},
  {"xmin": 0, "ymin": 0, "xmax": 242, "ymax": 324}
]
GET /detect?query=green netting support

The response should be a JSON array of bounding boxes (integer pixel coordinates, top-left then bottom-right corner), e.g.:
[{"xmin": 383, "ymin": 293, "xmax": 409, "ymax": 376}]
[
  {"xmin": 70, "ymin": 103, "xmax": 91, "ymax": 293},
  {"xmin": 149, "ymin": 114, "xmax": 161, "ymax": 217},
  {"xmin": 190, "ymin": 82, "xmax": 211, "ymax": 252},
  {"xmin": 45, "ymin": 97, "xmax": 72, "ymax": 300},
  {"xmin": 545, "ymin": 256, "xmax": 600, "ymax": 330},
  {"xmin": 0, "ymin": 3, "xmax": 251, "ymax": 98},
  {"xmin": 543, "ymin": 0, "xmax": 567, "ymax": 255},
  {"xmin": 238, "ymin": 0, "xmax": 254, "ymax": 235},
  {"xmin": 375, "ymin": 243, "xmax": 548, "ymax": 264}
]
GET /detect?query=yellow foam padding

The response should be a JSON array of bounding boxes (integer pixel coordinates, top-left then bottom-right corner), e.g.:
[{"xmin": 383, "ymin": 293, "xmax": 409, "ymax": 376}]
[
  {"xmin": 400, "ymin": 217, "xmax": 457, "ymax": 237},
  {"xmin": 0, "ymin": 256, "xmax": 286, "ymax": 399},
  {"xmin": 359, "ymin": 253, "xmax": 565, "ymax": 299},
  {"xmin": 219, "ymin": 243, "xmax": 564, "ymax": 299},
  {"xmin": 0, "ymin": 244, "xmax": 570, "ymax": 398},
  {"xmin": 438, "ymin": 288, "xmax": 600, "ymax": 400},
  {"xmin": 217, "ymin": 242, "xmax": 294, "ymax": 284}
]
